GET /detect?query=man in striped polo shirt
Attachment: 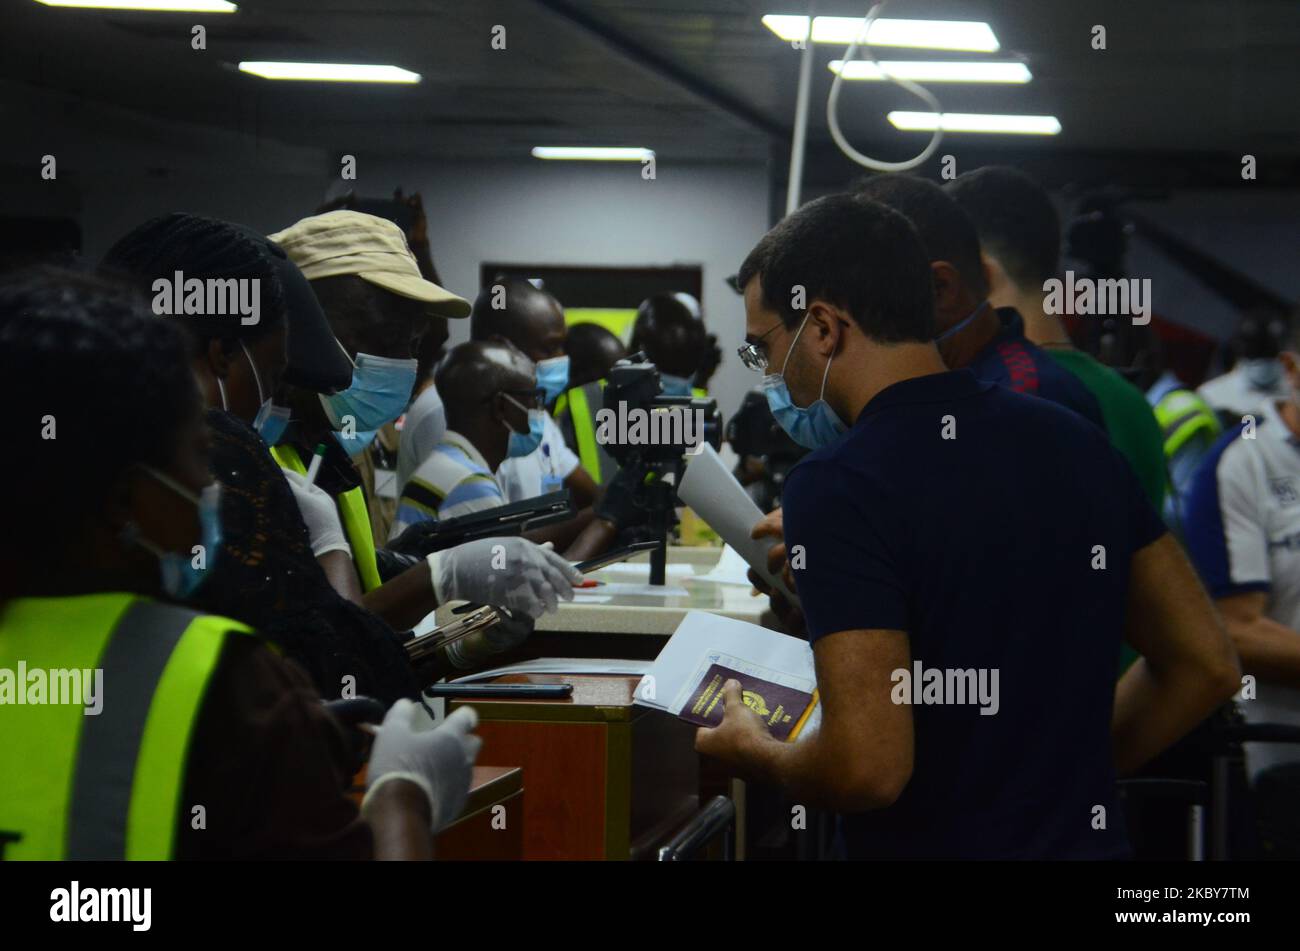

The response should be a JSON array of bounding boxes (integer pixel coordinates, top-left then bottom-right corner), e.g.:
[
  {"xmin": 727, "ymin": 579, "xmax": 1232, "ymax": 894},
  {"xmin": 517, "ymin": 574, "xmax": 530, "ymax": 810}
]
[{"xmin": 391, "ymin": 340, "xmax": 538, "ymax": 535}]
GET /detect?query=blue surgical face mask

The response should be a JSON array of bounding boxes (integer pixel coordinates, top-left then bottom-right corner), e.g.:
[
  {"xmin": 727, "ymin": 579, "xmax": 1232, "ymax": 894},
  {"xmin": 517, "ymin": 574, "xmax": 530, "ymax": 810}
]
[
  {"xmin": 501, "ymin": 393, "xmax": 546, "ymax": 457},
  {"xmin": 239, "ymin": 340, "xmax": 291, "ymax": 446},
  {"xmin": 660, "ymin": 372, "xmax": 694, "ymax": 397},
  {"xmin": 535, "ymin": 355, "xmax": 570, "ymax": 404},
  {"xmin": 761, "ymin": 313, "xmax": 847, "ymax": 450},
  {"xmin": 333, "ymin": 428, "xmax": 378, "ymax": 455},
  {"xmin": 127, "ymin": 467, "xmax": 223, "ymax": 599},
  {"xmin": 318, "ymin": 346, "xmax": 418, "ymax": 435},
  {"xmin": 1242, "ymin": 357, "xmax": 1282, "ymax": 390},
  {"xmin": 252, "ymin": 400, "xmax": 292, "ymax": 446}
]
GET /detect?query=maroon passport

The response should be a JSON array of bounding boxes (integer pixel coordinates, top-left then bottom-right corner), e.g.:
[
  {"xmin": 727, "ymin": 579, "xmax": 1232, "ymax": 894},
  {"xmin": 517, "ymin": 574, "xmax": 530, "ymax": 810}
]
[{"xmin": 679, "ymin": 663, "xmax": 816, "ymax": 742}]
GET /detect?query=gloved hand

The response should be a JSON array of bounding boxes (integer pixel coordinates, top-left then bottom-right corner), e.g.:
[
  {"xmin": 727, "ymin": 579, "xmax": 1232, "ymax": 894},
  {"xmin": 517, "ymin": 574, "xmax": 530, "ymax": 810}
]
[
  {"xmin": 595, "ymin": 461, "xmax": 651, "ymax": 531},
  {"xmin": 444, "ymin": 608, "xmax": 536, "ymax": 670},
  {"xmin": 362, "ymin": 699, "xmax": 481, "ymax": 833},
  {"xmin": 282, "ymin": 468, "xmax": 352, "ymax": 559},
  {"xmin": 426, "ymin": 536, "xmax": 582, "ymax": 619},
  {"xmin": 387, "ymin": 517, "xmax": 442, "ymax": 558}
]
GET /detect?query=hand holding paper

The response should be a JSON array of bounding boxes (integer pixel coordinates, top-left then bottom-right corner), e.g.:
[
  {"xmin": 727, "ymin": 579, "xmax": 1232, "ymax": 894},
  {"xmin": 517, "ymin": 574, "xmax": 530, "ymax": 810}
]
[
  {"xmin": 749, "ymin": 508, "xmax": 797, "ymax": 594},
  {"xmin": 677, "ymin": 443, "xmax": 800, "ymax": 605}
]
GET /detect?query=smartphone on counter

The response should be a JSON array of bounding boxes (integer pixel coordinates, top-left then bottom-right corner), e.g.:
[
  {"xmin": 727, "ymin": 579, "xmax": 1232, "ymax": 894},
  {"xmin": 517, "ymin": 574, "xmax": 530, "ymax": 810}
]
[
  {"xmin": 572, "ymin": 540, "xmax": 660, "ymax": 575},
  {"xmin": 424, "ymin": 683, "xmax": 574, "ymax": 700}
]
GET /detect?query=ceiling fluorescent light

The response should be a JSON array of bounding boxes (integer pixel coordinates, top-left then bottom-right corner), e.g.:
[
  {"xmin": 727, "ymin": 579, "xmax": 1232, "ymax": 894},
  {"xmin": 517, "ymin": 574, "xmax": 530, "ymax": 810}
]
[
  {"xmin": 829, "ymin": 60, "xmax": 1030, "ymax": 84},
  {"xmin": 36, "ymin": 0, "xmax": 237, "ymax": 10},
  {"xmin": 531, "ymin": 147, "xmax": 654, "ymax": 161},
  {"xmin": 238, "ymin": 62, "xmax": 421, "ymax": 83},
  {"xmin": 762, "ymin": 15, "xmax": 999, "ymax": 52},
  {"xmin": 888, "ymin": 112, "xmax": 1062, "ymax": 135}
]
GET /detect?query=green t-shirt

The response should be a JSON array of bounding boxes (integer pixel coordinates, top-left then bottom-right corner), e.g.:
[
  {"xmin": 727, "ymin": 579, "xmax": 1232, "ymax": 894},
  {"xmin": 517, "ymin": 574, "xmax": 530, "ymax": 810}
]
[
  {"xmin": 1047, "ymin": 348, "xmax": 1168, "ymax": 675},
  {"xmin": 1045, "ymin": 348, "xmax": 1167, "ymax": 511}
]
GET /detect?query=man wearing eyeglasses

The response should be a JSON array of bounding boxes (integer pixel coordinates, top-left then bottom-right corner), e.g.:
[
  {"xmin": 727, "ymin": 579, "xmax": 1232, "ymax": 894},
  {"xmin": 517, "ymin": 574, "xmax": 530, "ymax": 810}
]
[
  {"xmin": 391, "ymin": 340, "xmax": 542, "ymax": 531},
  {"xmin": 699, "ymin": 193, "xmax": 1241, "ymax": 860}
]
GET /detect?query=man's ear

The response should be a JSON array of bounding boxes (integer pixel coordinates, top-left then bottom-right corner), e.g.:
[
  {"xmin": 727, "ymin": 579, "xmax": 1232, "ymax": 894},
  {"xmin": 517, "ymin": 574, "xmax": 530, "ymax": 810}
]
[
  {"xmin": 806, "ymin": 302, "xmax": 848, "ymax": 356},
  {"xmin": 930, "ymin": 259, "xmax": 961, "ymax": 315},
  {"xmin": 488, "ymin": 390, "xmax": 511, "ymax": 427},
  {"xmin": 981, "ymin": 253, "xmax": 1011, "ymax": 307},
  {"xmin": 205, "ymin": 337, "xmax": 234, "ymax": 380},
  {"xmin": 103, "ymin": 466, "xmax": 140, "ymax": 538}
]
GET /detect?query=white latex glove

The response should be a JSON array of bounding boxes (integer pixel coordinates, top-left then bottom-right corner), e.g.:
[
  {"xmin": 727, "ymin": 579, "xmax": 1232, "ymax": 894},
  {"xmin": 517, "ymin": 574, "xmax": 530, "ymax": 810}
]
[
  {"xmin": 426, "ymin": 536, "xmax": 582, "ymax": 619},
  {"xmin": 283, "ymin": 468, "xmax": 352, "ymax": 559},
  {"xmin": 362, "ymin": 700, "xmax": 481, "ymax": 833}
]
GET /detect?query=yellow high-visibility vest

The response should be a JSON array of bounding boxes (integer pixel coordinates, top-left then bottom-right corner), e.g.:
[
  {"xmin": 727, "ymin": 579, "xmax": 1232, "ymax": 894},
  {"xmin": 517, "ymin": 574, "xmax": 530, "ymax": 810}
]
[
  {"xmin": 556, "ymin": 381, "xmax": 709, "ymax": 485},
  {"xmin": 1153, "ymin": 388, "xmax": 1222, "ymax": 458},
  {"xmin": 0, "ymin": 593, "xmax": 250, "ymax": 859},
  {"xmin": 555, "ymin": 380, "xmax": 617, "ymax": 486},
  {"xmin": 271, "ymin": 444, "xmax": 382, "ymax": 592}
]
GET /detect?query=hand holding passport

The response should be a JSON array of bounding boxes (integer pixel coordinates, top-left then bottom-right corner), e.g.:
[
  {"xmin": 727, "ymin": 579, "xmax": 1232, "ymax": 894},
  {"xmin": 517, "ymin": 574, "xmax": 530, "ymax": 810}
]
[
  {"xmin": 635, "ymin": 611, "xmax": 821, "ymax": 742},
  {"xmin": 680, "ymin": 663, "xmax": 817, "ymax": 742}
]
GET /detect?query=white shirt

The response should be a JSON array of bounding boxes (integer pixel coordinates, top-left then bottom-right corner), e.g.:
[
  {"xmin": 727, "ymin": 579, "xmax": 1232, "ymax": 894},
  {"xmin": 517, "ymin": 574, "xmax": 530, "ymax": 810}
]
[
  {"xmin": 496, "ymin": 412, "xmax": 579, "ymax": 503},
  {"xmin": 396, "ymin": 384, "xmax": 447, "ymax": 498},
  {"xmin": 1185, "ymin": 397, "xmax": 1300, "ymax": 778},
  {"xmin": 1197, "ymin": 364, "xmax": 1288, "ymax": 422}
]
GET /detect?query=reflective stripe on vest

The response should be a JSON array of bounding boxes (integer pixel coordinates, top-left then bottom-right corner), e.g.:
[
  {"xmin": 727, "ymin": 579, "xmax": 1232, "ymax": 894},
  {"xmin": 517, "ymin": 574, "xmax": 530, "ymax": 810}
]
[
  {"xmin": 270, "ymin": 444, "xmax": 382, "ymax": 593},
  {"xmin": 0, "ymin": 593, "xmax": 248, "ymax": 860},
  {"xmin": 1154, "ymin": 389, "xmax": 1221, "ymax": 458}
]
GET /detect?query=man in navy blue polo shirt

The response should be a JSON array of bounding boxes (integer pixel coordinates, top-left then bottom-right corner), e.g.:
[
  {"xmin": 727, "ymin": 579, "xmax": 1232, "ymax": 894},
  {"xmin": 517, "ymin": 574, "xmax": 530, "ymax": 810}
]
[
  {"xmin": 855, "ymin": 175, "xmax": 1106, "ymax": 431},
  {"xmin": 695, "ymin": 193, "xmax": 1240, "ymax": 859}
]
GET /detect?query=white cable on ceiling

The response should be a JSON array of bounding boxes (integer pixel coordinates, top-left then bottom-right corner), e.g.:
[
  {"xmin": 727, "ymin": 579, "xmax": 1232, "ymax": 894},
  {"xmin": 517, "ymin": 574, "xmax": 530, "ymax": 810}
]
[{"xmin": 826, "ymin": 1, "xmax": 945, "ymax": 172}]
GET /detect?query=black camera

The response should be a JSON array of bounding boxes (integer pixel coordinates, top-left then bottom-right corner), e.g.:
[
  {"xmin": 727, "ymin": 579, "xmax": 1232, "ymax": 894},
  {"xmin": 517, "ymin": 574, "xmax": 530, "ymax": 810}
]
[
  {"xmin": 600, "ymin": 354, "xmax": 721, "ymax": 466},
  {"xmin": 597, "ymin": 353, "xmax": 722, "ymax": 584}
]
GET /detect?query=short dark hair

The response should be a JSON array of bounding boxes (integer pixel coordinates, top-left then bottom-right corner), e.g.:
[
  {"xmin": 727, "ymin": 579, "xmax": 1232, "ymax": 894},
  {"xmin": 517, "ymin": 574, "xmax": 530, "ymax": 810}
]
[
  {"xmin": 2, "ymin": 268, "xmax": 200, "ymax": 564},
  {"xmin": 737, "ymin": 193, "xmax": 934, "ymax": 342},
  {"xmin": 565, "ymin": 322, "xmax": 625, "ymax": 386},
  {"xmin": 947, "ymin": 166, "xmax": 1061, "ymax": 287},
  {"xmin": 436, "ymin": 340, "xmax": 533, "ymax": 431},
  {"xmin": 98, "ymin": 213, "xmax": 286, "ymax": 356},
  {"xmin": 470, "ymin": 276, "xmax": 554, "ymax": 343},
  {"xmin": 853, "ymin": 174, "xmax": 988, "ymax": 298},
  {"xmin": 631, "ymin": 294, "xmax": 705, "ymax": 376}
]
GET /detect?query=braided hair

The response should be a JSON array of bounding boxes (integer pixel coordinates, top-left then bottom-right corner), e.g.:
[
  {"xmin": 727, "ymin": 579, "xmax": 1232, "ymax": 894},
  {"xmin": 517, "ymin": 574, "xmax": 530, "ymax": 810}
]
[
  {"xmin": 98, "ymin": 212, "xmax": 286, "ymax": 357},
  {"xmin": 1, "ymin": 267, "xmax": 200, "ymax": 570}
]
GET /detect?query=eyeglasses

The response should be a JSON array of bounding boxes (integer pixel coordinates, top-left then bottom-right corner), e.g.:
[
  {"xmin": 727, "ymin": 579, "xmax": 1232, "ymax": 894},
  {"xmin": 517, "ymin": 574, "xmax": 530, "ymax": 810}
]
[
  {"xmin": 737, "ymin": 322, "xmax": 783, "ymax": 373},
  {"xmin": 499, "ymin": 387, "xmax": 547, "ymax": 409}
]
